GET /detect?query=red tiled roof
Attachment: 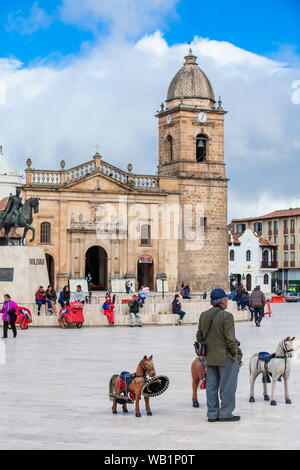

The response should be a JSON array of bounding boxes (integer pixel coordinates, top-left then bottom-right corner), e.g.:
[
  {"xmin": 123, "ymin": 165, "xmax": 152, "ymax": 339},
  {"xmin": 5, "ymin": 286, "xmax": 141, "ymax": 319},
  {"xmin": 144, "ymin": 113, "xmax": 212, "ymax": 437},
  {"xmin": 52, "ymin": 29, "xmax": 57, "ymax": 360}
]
[
  {"xmin": 259, "ymin": 237, "xmax": 277, "ymax": 247},
  {"xmin": 232, "ymin": 207, "xmax": 300, "ymax": 223},
  {"xmin": 0, "ymin": 197, "xmax": 8, "ymax": 211}
]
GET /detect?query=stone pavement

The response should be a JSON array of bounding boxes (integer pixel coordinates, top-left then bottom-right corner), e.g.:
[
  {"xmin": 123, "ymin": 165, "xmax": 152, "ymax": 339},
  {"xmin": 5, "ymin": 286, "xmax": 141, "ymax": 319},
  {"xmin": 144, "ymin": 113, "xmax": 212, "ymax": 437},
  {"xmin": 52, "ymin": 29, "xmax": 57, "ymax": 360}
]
[{"xmin": 0, "ymin": 303, "xmax": 299, "ymax": 450}]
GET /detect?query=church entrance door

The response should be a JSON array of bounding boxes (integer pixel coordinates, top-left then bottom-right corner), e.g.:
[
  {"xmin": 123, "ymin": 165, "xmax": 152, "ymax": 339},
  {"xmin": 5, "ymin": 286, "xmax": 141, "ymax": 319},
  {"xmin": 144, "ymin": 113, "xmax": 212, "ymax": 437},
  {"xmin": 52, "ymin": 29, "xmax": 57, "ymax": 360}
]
[
  {"xmin": 137, "ymin": 255, "xmax": 154, "ymax": 291},
  {"xmin": 85, "ymin": 246, "xmax": 108, "ymax": 291}
]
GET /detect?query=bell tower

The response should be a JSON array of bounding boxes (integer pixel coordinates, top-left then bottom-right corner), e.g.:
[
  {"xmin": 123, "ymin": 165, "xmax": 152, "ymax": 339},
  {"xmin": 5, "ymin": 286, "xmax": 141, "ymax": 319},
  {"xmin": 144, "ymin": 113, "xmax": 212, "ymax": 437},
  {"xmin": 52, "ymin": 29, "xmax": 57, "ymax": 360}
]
[{"xmin": 156, "ymin": 50, "xmax": 229, "ymax": 290}]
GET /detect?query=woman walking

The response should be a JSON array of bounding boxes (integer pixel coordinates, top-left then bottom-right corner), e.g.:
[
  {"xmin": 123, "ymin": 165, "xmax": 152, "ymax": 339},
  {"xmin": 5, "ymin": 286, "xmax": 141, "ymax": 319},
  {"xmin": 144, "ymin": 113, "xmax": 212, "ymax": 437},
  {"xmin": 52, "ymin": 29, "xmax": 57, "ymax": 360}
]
[{"xmin": 1, "ymin": 294, "xmax": 17, "ymax": 338}]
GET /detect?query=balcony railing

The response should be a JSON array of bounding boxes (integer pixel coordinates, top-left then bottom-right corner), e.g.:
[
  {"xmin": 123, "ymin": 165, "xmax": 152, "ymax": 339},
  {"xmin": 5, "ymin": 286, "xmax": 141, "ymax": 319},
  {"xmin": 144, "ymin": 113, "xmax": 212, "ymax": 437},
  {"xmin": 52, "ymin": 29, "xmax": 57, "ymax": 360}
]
[{"xmin": 261, "ymin": 261, "xmax": 278, "ymax": 269}]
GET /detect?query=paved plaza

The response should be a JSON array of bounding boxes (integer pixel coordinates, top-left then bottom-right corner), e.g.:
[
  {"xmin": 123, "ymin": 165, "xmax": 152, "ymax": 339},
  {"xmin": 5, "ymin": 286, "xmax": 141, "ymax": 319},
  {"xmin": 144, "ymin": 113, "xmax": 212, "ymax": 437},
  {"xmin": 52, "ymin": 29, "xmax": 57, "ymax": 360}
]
[{"xmin": 0, "ymin": 303, "xmax": 299, "ymax": 450}]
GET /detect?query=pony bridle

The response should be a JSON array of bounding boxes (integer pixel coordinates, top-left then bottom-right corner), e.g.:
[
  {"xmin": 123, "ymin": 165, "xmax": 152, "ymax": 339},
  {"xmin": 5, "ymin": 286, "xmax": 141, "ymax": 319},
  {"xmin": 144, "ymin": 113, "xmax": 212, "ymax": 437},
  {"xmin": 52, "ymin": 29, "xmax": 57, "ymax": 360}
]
[
  {"xmin": 139, "ymin": 359, "xmax": 155, "ymax": 376},
  {"xmin": 282, "ymin": 341, "xmax": 294, "ymax": 356}
]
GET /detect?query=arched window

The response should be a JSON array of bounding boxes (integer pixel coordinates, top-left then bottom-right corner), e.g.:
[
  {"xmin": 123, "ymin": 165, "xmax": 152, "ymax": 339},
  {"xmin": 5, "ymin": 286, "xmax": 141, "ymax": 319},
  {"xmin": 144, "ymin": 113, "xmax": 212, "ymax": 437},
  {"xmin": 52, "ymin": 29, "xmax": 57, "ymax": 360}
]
[
  {"xmin": 167, "ymin": 135, "xmax": 173, "ymax": 162},
  {"xmin": 246, "ymin": 250, "xmax": 251, "ymax": 262},
  {"xmin": 141, "ymin": 224, "xmax": 151, "ymax": 245},
  {"xmin": 229, "ymin": 249, "xmax": 235, "ymax": 261},
  {"xmin": 196, "ymin": 134, "xmax": 207, "ymax": 162},
  {"xmin": 264, "ymin": 274, "xmax": 269, "ymax": 285},
  {"xmin": 40, "ymin": 222, "xmax": 51, "ymax": 244}
]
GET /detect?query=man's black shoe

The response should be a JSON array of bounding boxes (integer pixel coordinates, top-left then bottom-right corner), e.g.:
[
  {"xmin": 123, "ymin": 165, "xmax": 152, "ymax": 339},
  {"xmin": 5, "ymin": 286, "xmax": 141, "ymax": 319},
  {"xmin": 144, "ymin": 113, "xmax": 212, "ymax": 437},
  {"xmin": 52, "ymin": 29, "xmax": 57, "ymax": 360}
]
[
  {"xmin": 208, "ymin": 418, "xmax": 219, "ymax": 422},
  {"xmin": 219, "ymin": 416, "xmax": 241, "ymax": 422}
]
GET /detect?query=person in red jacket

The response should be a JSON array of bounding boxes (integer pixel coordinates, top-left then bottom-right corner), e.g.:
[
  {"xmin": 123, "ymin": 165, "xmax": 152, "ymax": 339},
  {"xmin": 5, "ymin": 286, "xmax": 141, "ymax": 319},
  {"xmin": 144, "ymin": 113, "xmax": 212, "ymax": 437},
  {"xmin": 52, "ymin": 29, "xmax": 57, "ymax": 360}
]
[{"xmin": 103, "ymin": 296, "xmax": 115, "ymax": 326}]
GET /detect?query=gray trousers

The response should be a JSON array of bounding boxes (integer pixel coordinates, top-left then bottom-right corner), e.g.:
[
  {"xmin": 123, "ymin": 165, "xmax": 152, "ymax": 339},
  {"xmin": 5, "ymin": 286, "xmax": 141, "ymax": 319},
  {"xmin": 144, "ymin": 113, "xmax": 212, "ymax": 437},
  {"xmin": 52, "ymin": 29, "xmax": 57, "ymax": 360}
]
[{"xmin": 206, "ymin": 355, "xmax": 239, "ymax": 420}]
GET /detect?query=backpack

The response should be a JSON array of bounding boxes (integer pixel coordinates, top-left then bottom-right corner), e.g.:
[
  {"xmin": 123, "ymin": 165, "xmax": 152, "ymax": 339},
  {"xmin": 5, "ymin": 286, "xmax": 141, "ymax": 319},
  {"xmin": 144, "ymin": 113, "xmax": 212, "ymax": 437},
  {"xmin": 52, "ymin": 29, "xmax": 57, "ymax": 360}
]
[{"xmin": 8, "ymin": 302, "xmax": 17, "ymax": 323}]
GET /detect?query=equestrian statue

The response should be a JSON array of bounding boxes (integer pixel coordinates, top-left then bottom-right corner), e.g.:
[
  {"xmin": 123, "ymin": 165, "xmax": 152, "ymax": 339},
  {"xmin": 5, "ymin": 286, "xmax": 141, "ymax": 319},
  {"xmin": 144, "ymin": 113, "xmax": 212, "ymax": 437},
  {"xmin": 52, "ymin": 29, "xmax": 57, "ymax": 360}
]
[{"xmin": 0, "ymin": 188, "xmax": 40, "ymax": 245}]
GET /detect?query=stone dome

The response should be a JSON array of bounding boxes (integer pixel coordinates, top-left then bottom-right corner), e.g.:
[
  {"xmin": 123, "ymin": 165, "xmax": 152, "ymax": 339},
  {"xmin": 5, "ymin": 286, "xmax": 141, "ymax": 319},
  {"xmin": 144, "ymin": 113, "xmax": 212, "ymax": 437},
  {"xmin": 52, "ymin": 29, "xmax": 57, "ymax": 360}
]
[
  {"xmin": 0, "ymin": 146, "xmax": 19, "ymax": 176},
  {"xmin": 167, "ymin": 50, "xmax": 215, "ymax": 103}
]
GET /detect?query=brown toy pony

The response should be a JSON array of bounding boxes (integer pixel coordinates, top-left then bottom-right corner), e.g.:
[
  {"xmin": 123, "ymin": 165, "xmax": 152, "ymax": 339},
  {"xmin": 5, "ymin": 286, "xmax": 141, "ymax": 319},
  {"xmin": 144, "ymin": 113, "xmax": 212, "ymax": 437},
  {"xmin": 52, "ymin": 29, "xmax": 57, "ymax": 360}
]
[
  {"xmin": 109, "ymin": 355, "xmax": 156, "ymax": 417},
  {"xmin": 191, "ymin": 357, "xmax": 206, "ymax": 408}
]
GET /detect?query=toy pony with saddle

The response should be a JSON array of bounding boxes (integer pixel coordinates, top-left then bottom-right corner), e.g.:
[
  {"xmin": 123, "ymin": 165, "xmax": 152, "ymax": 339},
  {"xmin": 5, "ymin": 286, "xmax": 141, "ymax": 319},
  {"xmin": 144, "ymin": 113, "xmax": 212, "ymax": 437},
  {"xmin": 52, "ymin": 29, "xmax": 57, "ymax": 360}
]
[
  {"xmin": 249, "ymin": 336, "xmax": 295, "ymax": 406},
  {"xmin": 108, "ymin": 355, "xmax": 169, "ymax": 417}
]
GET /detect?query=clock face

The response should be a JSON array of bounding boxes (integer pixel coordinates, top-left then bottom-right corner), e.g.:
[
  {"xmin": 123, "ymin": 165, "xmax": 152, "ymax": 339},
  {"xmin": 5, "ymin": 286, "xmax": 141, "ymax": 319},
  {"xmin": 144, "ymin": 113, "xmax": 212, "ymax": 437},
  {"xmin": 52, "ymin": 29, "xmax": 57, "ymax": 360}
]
[
  {"xmin": 198, "ymin": 112, "xmax": 207, "ymax": 123},
  {"xmin": 166, "ymin": 114, "xmax": 172, "ymax": 125}
]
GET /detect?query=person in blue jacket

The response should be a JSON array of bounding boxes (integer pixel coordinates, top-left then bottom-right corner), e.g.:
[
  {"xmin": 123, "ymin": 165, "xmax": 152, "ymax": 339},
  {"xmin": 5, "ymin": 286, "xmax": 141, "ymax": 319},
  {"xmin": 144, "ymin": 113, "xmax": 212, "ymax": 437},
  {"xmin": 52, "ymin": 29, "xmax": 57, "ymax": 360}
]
[{"xmin": 58, "ymin": 285, "xmax": 70, "ymax": 309}]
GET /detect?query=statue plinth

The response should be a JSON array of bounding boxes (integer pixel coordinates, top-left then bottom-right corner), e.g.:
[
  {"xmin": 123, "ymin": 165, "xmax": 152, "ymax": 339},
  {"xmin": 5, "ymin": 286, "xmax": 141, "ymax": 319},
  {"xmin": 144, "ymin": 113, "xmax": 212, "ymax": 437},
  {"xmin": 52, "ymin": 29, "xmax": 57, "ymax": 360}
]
[{"xmin": 0, "ymin": 246, "xmax": 49, "ymax": 304}]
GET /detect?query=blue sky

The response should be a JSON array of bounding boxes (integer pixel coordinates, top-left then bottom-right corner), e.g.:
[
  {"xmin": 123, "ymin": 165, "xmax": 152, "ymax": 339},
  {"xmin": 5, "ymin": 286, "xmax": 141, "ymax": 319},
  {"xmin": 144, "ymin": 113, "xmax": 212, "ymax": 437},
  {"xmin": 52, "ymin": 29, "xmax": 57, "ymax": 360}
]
[
  {"xmin": 1, "ymin": 0, "xmax": 299, "ymax": 65},
  {"xmin": 0, "ymin": 1, "xmax": 300, "ymax": 219}
]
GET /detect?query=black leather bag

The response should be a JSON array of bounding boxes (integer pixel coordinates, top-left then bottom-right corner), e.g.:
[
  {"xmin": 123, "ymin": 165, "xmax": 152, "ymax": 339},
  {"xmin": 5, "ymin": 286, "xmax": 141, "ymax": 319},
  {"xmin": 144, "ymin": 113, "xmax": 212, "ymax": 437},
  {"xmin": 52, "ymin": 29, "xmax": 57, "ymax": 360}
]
[{"xmin": 8, "ymin": 308, "xmax": 17, "ymax": 323}]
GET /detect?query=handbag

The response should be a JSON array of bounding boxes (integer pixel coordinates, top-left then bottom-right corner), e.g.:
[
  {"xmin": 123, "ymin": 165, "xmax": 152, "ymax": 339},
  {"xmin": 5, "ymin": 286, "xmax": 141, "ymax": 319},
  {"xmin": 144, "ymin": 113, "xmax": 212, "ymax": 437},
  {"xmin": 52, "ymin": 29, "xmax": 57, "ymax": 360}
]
[{"xmin": 194, "ymin": 307, "xmax": 221, "ymax": 357}]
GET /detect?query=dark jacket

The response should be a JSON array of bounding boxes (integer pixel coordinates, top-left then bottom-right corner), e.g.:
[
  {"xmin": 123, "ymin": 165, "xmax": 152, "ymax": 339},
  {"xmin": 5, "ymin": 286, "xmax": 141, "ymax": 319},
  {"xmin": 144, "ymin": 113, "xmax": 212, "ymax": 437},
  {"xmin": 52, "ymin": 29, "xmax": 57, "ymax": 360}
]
[
  {"xmin": 172, "ymin": 299, "xmax": 181, "ymax": 314},
  {"xmin": 196, "ymin": 306, "xmax": 238, "ymax": 367},
  {"xmin": 250, "ymin": 289, "xmax": 266, "ymax": 308},
  {"xmin": 129, "ymin": 300, "xmax": 140, "ymax": 314},
  {"xmin": 46, "ymin": 289, "xmax": 57, "ymax": 301}
]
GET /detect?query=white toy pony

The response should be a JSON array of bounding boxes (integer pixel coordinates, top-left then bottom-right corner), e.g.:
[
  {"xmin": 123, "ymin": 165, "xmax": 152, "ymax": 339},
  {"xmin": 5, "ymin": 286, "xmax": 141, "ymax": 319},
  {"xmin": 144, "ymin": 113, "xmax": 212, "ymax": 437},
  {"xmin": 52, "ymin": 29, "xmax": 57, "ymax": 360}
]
[{"xmin": 249, "ymin": 336, "xmax": 295, "ymax": 406}]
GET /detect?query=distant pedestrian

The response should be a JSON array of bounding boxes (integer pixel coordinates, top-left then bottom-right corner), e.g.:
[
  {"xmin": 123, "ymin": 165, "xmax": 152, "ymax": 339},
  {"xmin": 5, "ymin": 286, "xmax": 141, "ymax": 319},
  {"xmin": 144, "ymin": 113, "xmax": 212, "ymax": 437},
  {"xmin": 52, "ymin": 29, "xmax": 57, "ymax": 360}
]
[
  {"xmin": 138, "ymin": 285, "xmax": 146, "ymax": 305},
  {"xmin": 125, "ymin": 280, "xmax": 132, "ymax": 294},
  {"xmin": 58, "ymin": 286, "xmax": 70, "ymax": 309},
  {"xmin": 250, "ymin": 286, "xmax": 266, "ymax": 327},
  {"xmin": 196, "ymin": 288, "xmax": 241, "ymax": 422},
  {"xmin": 1, "ymin": 294, "xmax": 17, "ymax": 338},
  {"xmin": 172, "ymin": 295, "xmax": 186, "ymax": 325},
  {"xmin": 128, "ymin": 294, "xmax": 142, "ymax": 327},
  {"xmin": 183, "ymin": 285, "xmax": 191, "ymax": 299},
  {"xmin": 46, "ymin": 285, "xmax": 57, "ymax": 315},
  {"xmin": 103, "ymin": 296, "xmax": 115, "ymax": 326},
  {"xmin": 35, "ymin": 286, "xmax": 51, "ymax": 315},
  {"xmin": 203, "ymin": 291, "xmax": 207, "ymax": 300},
  {"xmin": 74, "ymin": 285, "xmax": 87, "ymax": 304}
]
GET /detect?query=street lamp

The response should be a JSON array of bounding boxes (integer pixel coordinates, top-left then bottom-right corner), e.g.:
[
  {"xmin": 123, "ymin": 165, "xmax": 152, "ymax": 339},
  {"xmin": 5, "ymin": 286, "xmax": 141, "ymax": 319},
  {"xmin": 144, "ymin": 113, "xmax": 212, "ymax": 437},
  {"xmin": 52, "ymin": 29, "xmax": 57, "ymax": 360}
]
[{"xmin": 160, "ymin": 273, "xmax": 167, "ymax": 300}]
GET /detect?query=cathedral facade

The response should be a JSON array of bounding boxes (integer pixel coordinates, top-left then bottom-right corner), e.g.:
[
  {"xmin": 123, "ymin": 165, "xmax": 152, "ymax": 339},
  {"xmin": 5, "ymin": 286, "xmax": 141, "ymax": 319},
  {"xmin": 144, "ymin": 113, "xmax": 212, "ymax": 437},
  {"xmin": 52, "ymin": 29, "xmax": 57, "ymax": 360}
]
[{"xmin": 21, "ymin": 51, "xmax": 228, "ymax": 292}]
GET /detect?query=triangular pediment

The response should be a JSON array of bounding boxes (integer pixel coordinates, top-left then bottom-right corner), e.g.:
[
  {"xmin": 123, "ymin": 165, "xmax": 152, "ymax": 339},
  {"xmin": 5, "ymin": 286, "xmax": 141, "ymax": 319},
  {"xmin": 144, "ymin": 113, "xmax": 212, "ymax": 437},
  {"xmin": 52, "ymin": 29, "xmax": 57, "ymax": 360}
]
[{"xmin": 61, "ymin": 171, "xmax": 135, "ymax": 193}]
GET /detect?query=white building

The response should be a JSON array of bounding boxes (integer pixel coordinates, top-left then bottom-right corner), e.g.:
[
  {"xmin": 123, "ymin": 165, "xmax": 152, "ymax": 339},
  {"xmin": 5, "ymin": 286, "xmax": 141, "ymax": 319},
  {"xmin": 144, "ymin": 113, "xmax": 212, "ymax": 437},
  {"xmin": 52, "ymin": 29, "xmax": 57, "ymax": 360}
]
[
  {"xmin": 228, "ymin": 229, "xmax": 278, "ymax": 293},
  {"xmin": 0, "ymin": 145, "xmax": 23, "ymax": 200}
]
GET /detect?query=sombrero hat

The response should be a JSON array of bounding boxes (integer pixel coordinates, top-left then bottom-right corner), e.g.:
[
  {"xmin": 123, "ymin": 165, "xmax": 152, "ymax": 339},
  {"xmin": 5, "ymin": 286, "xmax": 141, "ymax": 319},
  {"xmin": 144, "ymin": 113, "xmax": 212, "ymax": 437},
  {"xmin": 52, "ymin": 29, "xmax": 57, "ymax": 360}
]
[
  {"xmin": 141, "ymin": 375, "xmax": 170, "ymax": 398},
  {"xmin": 108, "ymin": 393, "xmax": 135, "ymax": 405}
]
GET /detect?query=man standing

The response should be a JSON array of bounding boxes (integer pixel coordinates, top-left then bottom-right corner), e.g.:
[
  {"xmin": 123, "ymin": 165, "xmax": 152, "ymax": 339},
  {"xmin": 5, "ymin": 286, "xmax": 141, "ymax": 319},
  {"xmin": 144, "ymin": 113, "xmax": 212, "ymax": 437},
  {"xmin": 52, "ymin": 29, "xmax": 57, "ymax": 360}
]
[
  {"xmin": 196, "ymin": 288, "xmax": 241, "ymax": 422},
  {"xmin": 250, "ymin": 285, "xmax": 266, "ymax": 327}
]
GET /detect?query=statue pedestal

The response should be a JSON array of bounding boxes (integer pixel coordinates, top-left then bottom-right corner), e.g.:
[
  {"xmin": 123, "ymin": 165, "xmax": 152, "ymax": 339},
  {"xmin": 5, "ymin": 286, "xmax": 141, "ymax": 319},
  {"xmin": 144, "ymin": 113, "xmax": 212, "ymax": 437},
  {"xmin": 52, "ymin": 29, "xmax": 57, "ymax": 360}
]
[{"xmin": 0, "ymin": 247, "xmax": 49, "ymax": 304}]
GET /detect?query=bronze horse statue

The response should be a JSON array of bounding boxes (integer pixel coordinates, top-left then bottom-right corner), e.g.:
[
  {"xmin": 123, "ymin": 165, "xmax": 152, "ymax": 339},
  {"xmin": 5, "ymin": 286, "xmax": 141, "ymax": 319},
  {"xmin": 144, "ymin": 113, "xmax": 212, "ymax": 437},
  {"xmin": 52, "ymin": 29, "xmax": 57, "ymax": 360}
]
[
  {"xmin": 191, "ymin": 357, "xmax": 206, "ymax": 408},
  {"xmin": 0, "ymin": 197, "xmax": 39, "ymax": 245},
  {"xmin": 109, "ymin": 355, "xmax": 156, "ymax": 417}
]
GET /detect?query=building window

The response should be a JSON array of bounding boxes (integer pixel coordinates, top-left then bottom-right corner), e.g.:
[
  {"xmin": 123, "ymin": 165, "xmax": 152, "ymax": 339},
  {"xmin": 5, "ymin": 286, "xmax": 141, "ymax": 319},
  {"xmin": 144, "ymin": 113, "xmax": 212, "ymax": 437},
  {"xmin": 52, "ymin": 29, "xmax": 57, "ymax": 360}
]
[
  {"xmin": 269, "ymin": 237, "xmax": 272, "ymax": 242},
  {"xmin": 230, "ymin": 249, "xmax": 235, "ymax": 261},
  {"xmin": 268, "ymin": 222, "xmax": 272, "ymax": 231},
  {"xmin": 274, "ymin": 236, "xmax": 278, "ymax": 243},
  {"xmin": 274, "ymin": 221, "xmax": 278, "ymax": 231},
  {"xmin": 264, "ymin": 274, "xmax": 269, "ymax": 285},
  {"xmin": 284, "ymin": 219, "xmax": 288, "ymax": 231},
  {"xmin": 236, "ymin": 224, "xmax": 246, "ymax": 233},
  {"xmin": 196, "ymin": 134, "xmax": 207, "ymax": 162},
  {"xmin": 254, "ymin": 222, "xmax": 262, "ymax": 233},
  {"xmin": 284, "ymin": 235, "xmax": 289, "ymax": 245},
  {"xmin": 291, "ymin": 234, "xmax": 295, "ymax": 245},
  {"xmin": 291, "ymin": 219, "xmax": 295, "ymax": 231},
  {"xmin": 167, "ymin": 135, "xmax": 173, "ymax": 162},
  {"xmin": 284, "ymin": 252, "xmax": 288, "ymax": 262},
  {"xmin": 291, "ymin": 252, "xmax": 295, "ymax": 262},
  {"xmin": 141, "ymin": 224, "xmax": 151, "ymax": 245},
  {"xmin": 246, "ymin": 250, "xmax": 251, "ymax": 262},
  {"xmin": 40, "ymin": 222, "xmax": 51, "ymax": 244}
]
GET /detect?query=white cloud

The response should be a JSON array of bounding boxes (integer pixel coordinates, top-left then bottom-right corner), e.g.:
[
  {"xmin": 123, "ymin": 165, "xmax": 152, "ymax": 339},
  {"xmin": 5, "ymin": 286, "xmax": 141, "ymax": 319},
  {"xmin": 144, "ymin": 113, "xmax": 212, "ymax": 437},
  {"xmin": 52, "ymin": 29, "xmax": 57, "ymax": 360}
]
[
  {"xmin": 59, "ymin": 0, "xmax": 179, "ymax": 37},
  {"xmin": 5, "ymin": 2, "xmax": 53, "ymax": 35},
  {"xmin": 0, "ymin": 32, "xmax": 299, "ymax": 220}
]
